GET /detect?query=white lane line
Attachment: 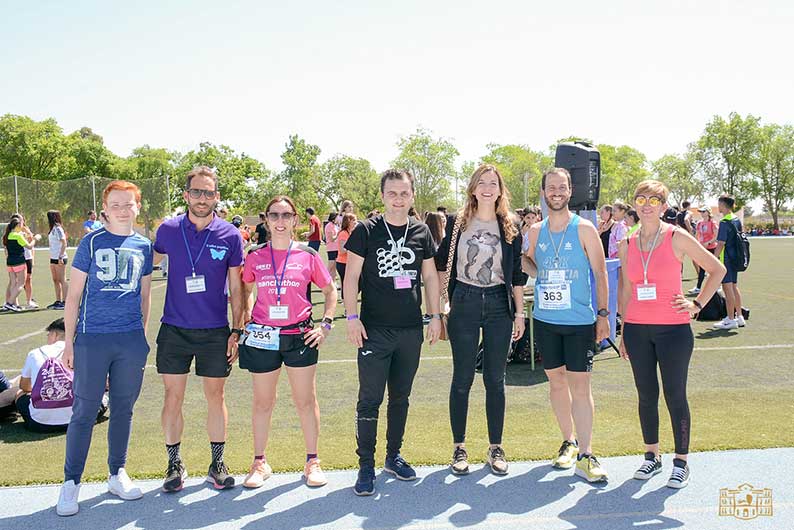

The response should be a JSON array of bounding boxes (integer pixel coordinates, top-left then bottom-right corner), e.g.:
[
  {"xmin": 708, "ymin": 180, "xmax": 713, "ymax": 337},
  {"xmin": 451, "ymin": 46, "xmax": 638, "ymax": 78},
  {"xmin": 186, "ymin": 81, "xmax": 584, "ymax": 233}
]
[{"xmin": 2, "ymin": 343, "xmax": 793, "ymax": 373}]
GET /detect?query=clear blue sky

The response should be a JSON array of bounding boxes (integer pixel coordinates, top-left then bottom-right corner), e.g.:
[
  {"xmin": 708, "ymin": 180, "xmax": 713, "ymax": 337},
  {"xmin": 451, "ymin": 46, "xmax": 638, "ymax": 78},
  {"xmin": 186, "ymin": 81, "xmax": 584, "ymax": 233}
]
[{"xmin": 2, "ymin": 0, "xmax": 793, "ymax": 176}]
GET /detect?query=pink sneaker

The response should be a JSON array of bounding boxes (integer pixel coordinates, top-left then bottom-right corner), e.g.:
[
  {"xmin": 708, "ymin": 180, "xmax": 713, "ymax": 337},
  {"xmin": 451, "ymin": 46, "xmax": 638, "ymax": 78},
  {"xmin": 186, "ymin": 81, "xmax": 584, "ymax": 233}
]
[
  {"xmin": 242, "ymin": 459, "xmax": 272, "ymax": 489},
  {"xmin": 303, "ymin": 458, "xmax": 327, "ymax": 487}
]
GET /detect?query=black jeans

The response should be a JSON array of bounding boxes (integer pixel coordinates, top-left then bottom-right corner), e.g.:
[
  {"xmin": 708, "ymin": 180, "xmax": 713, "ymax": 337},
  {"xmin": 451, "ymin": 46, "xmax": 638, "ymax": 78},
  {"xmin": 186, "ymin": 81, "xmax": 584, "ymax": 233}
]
[
  {"xmin": 447, "ymin": 283, "xmax": 513, "ymax": 445},
  {"xmin": 623, "ymin": 323, "xmax": 694, "ymax": 454},
  {"xmin": 355, "ymin": 326, "xmax": 423, "ymax": 468}
]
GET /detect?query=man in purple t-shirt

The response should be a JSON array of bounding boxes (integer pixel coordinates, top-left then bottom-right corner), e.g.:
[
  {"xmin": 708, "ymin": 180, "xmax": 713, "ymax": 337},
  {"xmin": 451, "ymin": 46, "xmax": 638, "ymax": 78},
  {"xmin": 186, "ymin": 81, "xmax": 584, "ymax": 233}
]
[{"xmin": 153, "ymin": 166, "xmax": 244, "ymax": 492}]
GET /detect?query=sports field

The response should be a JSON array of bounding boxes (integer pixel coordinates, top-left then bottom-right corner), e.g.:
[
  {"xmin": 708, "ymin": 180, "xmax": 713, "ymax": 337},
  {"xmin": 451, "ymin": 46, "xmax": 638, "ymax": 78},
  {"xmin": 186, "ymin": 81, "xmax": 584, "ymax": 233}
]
[{"xmin": 1, "ymin": 238, "xmax": 793, "ymax": 487}]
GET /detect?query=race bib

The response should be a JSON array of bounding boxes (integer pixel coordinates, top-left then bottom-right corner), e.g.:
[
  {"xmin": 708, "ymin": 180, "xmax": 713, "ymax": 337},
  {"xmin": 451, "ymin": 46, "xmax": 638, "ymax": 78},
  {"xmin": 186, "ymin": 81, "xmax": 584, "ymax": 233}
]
[
  {"xmin": 244, "ymin": 323, "xmax": 280, "ymax": 350},
  {"xmin": 185, "ymin": 275, "xmax": 206, "ymax": 294},
  {"xmin": 269, "ymin": 305, "xmax": 290, "ymax": 320},
  {"xmin": 636, "ymin": 283, "xmax": 657, "ymax": 301},
  {"xmin": 537, "ymin": 283, "xmax": 571, "ymax": 310}
]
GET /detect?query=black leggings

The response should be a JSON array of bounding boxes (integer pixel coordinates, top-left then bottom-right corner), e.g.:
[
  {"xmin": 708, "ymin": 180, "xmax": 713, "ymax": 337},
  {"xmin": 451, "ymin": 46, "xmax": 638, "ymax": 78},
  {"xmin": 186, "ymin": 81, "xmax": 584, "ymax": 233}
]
[
  {"xmin": 336, "ymin": 263, "xmax": 346, "ymax": 300},
  {"xmin": 623, "ymin": 323, "xmax": 694, "ymax": 455},
  {"xmin": 696, "ymin": 247, "xmax": 716, "ymax": 288},
  {"xmin": 447, "ymin": 283, "xmax": 512, "ymax": 445}
]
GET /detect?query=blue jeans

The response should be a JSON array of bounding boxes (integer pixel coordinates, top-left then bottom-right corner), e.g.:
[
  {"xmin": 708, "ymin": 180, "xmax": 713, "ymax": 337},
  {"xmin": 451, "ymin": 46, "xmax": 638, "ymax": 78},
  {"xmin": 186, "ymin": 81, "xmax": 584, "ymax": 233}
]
[
  {"xmin": 64, "ymin": 329, "xmax": 149, "ymax": 483},
  {"xmin": 447, "ymin": 283, "xmax": 512, "ymax": 445}
]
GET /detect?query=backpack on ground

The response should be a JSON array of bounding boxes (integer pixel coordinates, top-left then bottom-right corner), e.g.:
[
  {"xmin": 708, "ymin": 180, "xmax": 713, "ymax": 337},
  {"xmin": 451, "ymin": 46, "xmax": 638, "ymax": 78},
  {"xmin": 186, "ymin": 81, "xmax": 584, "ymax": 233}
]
[
  {"xmin": 725, "ymin": 219, "xmax": 750, "ymax": 271},
  {"xmin": 696, "ymin": 291, "xmax": 727, "ymax": 321},
  {"xmin": 30, "ymin": 349, "xmax": 74, "ymax": 409}
]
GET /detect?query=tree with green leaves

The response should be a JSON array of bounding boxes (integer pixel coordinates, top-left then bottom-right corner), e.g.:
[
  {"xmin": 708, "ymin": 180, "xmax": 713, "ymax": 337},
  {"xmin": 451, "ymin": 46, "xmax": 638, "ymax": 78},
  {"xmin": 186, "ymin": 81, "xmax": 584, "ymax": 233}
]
[
  {"xmin": 754, "ymin": 124, "xmax": 794, "ymax": 229},
  {"xmin": 391, "ymin": 128, "xmax": 459, "ymax": 213},
  {"xmin": 0, "ymin": 114, "xmax": 70, "ymax": 181},
  {"xmin": 279, "ymin": 134, "xmax": 322, "ymax": 211},
  {"xmin": 694, "ymin": 112, "xmax": 761, "ymax": 206},
  {"xmin": 317, "ymin": 154, "xmax": 381, "ymax": 215},
  {"xmin": 652, "ymin": 148, "xmax": 704, "ymax": 207},
  {"xmin": 597, "ymin": 144, "xmax": 651, "ymax": 204},
  {"xmin": 481, "ymin": 144, "xmax": 551, "ymax": 208}
]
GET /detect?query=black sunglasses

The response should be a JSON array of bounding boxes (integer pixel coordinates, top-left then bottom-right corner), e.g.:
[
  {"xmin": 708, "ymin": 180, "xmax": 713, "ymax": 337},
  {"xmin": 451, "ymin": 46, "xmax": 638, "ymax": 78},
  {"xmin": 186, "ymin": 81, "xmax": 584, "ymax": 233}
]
[
  {"xmin": 266, "ymin": 212, "xmax": 297, "ymax": 221},
  {"xmin": 186, "ymin": 189, "xmax": 218, "ymax": 199}
]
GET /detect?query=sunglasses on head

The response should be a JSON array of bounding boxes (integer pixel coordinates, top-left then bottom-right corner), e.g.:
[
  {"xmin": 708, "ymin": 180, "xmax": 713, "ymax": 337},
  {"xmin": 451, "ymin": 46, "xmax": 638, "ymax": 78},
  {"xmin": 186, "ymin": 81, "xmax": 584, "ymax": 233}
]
[
  {"xmin": 186, "ymin": 189, "xmax": 218, "ymax": 199},
  {"xmin": 266, "ymin": 212, "xmax": 296, "ymax": 221},
  {"xmin": 634, "ymin": 195, "xmax": 663, "ymax": 207}
]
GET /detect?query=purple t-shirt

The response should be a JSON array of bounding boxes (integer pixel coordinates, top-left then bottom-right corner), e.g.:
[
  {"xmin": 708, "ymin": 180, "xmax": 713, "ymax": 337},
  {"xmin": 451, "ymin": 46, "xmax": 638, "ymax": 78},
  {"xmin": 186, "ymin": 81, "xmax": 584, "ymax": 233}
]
[{"xmin": 154, "ymin": 214, "xmax": 244, "ymax": 329}]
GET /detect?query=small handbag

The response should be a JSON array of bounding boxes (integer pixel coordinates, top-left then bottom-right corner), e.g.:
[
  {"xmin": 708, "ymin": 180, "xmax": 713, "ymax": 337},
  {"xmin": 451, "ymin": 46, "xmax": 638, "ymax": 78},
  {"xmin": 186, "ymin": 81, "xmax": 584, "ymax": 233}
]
[{"xmin": 439, "ymin": 216, "xmax": 462, "ymax": 341}]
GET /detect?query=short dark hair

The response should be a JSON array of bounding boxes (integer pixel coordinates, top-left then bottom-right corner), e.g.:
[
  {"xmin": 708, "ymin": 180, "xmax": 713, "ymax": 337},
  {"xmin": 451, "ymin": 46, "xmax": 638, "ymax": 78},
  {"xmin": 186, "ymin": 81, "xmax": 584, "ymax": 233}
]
[
  {"xmin": 718, "ymin": 194, "xmax": 735, "ymax": 210},
  {"xmin": 380, "ymin": 169, "xmax": 415, "ymax": 193},
  {"xmin": 305, "ymin": 207, "xmax": 315, "ymax": 215},
  {"xmin": 87, "ymin": 210, "xmax": 96, "ymax": 216},
  {"xmin": 258, "ymin": 212, "xmax": 266, "ymax": 220},
  {"xmin": 46, "ymin": 318, "xmax": 65, "ymax": 334},
  {"xmin": 681, "ymin": 201, "xmax": 691, "ymax": 209},
  {"xmin": 626, "ymin": 209, "xmax": 640, "ymax": 223},
  {"xmin": 185, "ymin": 166, "xmax": 218, "ymax": 190},
  {"xmin": 436, "ymin": 206, "xmax": 448, "ymax": 213},
  {"xmin": 541, "ymin": 168, "xmax": 572, "ymax": 190}
]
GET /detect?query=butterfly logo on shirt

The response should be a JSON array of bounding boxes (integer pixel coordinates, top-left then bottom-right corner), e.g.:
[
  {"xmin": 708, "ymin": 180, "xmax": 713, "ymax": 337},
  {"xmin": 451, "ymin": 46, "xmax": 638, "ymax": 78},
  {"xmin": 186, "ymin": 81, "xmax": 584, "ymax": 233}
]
[{"xmin": 210, "ymin": 248, "xmax": 227, "ymax": 261}]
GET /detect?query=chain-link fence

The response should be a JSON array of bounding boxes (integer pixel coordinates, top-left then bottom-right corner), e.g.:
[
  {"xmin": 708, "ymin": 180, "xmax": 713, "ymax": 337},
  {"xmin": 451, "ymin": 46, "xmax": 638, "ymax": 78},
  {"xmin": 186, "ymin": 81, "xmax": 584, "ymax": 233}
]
[{"xmin": 0, "ymin": 176, "xmax": 171, "ymax": 245}]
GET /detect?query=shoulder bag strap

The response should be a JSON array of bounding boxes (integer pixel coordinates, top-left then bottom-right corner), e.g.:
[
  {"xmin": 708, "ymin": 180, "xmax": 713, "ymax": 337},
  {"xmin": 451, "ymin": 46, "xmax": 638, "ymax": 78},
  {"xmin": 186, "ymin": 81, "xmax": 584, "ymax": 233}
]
[{"xmin": 440, "ymin": 216, "xmax": 462, "ymax": 303}]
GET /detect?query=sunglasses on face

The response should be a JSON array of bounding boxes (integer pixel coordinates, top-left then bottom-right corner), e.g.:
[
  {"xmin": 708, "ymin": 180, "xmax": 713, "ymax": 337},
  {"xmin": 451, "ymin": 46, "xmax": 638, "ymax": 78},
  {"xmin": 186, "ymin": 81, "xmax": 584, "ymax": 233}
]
[
  {"xmin": 186, "ymin": 189, "xmax": 218, "ymax": 199},
  {"xmin": 266, "ymin": 212, "xmax": 297, "ymax": 221},
  {"xmin": 634, "ymin": 195, "xmax": 663, "ymax": 207}
]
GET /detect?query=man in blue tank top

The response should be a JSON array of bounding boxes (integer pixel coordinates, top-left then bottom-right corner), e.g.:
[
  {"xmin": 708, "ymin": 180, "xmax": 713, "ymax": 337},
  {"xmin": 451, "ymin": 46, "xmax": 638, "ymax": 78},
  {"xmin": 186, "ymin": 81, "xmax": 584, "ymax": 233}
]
[{"xmin": 525, "ymin": 168, "xmax": 611, "ymax": 483}]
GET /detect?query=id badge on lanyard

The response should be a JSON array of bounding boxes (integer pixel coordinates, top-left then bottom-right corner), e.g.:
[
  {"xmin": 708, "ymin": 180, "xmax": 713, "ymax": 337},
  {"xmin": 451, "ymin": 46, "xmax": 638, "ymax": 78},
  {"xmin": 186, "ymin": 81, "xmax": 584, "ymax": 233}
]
[
  {"xmin": 636, "ymin": 283, "xmax": 657, "ymax": 301},
  {"xmin": 185, "ymin": 274, "xmax": 207, "ymax": 294},
  {"xmin": 393, "ymin": 275, "xmax": 411, "ymax": 289},
  {"xmin": 269, "ymin": 304, "xmax": 290, "ymax": 320}
]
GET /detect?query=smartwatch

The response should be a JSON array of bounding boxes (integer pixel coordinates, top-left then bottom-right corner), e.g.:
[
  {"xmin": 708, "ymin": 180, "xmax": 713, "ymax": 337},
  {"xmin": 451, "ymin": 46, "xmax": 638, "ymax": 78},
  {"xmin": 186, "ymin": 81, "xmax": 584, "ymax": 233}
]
[
  {"xmin": 597, "ymin": 308, "xmax": 610, "ymax": 318},
  {"xmin": 321, "ymin": 317, "xmax": 333, "ymax": 331},
  {"xmin": 230, "ymin": 328, "xmax": 243, "ymax": 336}
]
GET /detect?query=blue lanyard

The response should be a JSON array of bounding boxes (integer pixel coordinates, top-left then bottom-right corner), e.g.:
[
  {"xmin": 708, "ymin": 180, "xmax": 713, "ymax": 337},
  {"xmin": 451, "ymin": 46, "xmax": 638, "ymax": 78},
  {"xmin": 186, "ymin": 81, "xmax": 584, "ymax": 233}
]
[
  {"xmin": 269, "ymin": 241, "xmax": 293, "ymax": 305},
  {"xmin": 180, "ymin": 216, "xmax": 212, "ymax": 277}
]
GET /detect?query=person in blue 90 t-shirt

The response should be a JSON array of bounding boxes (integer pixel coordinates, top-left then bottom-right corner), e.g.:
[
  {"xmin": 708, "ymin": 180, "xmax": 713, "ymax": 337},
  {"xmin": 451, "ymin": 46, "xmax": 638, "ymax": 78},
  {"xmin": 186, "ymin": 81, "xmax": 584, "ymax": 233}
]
[{"xmin": 56, "ymin": 181, "xmax": 153, "ymax": 517}]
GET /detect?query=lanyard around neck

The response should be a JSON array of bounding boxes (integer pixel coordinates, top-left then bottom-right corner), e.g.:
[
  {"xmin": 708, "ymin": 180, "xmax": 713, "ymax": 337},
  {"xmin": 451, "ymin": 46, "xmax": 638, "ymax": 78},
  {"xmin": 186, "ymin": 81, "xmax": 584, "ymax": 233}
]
[
  {"xmin": 638, "ymin": 224, "xmax": 662, "ymax": 284},
  {"xmin": 180, "ymin": 216, "xmax": 212, "ymax": 277},
  {"xmin": 269, "ymin": 241, "xmax": 293, "ymax": 305}
]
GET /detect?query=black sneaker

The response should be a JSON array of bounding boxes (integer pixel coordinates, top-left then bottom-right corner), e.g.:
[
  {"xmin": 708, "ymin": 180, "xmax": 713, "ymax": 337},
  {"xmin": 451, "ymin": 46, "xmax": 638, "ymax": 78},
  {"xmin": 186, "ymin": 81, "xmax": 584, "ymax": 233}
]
[
  {"xmin": 384, "ymin": 454, "xmax": 417, "ymax": 481},
  {"xmin": 633, "ymin": 452, "xmax": 662, "ymax": 480},
  {"xmin": 487, "ymin": 446, "xmax": 509, "ymax": 475},
  {"xmin": 450, "ymin": 446, "xmax": 470, "ymax": 475},
  {"xmin": 46, "ymin": 301, "xmax": 60, "ymax": 310},
  {"xmin": 162, "ymin": 460, "xmax": 187, "ymax": 492},
  {"xmin": 667, "ymin": 459, "xmax": 690, "ymax": 489},
  {"xmin": 206, "ymin": 461, "xmax": 235, "ymax": 490},
  {"xmin": 354, "ymin": 466, "xmax": 376, "ymax": 496}
]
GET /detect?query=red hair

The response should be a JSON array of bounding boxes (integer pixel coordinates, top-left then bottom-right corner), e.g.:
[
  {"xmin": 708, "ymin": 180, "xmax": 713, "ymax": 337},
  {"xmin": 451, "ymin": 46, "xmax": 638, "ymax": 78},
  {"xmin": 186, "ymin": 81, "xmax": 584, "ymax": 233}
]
[{"xmin": 103, "ymin": 180, "xmax": 142, "ymax": 204}]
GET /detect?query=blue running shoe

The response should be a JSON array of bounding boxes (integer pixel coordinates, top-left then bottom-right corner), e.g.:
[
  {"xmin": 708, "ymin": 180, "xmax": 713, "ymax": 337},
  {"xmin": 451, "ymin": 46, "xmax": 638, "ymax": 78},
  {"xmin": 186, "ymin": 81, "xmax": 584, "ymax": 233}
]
[
  {"xmin": 354, "ymin": 466, "xmax": 375, "ymax": 496},
  {"xmin": 384, "ymin": 454, "xmax": 417, "ymax": 481}
]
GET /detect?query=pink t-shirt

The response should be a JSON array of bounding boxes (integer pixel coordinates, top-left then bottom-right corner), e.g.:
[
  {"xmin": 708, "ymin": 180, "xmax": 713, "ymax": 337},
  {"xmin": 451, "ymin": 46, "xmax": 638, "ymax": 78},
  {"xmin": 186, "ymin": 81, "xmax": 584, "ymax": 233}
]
[
  {"xmin": 324, "ymin": 222, "xmax": 339, "ymax": 252},
  {"xmin": 242, "ymin": 243, "xmax": 332, "ymax": 333}
]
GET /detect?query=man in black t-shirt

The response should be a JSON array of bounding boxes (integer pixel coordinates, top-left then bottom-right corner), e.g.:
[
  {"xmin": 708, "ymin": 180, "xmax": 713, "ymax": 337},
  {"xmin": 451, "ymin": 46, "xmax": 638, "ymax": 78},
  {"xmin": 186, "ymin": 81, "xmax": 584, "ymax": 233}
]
[
  {"xmin": 344, "ymin": 169, "xmax": 442, "ymax": 496},
  {"xmin": 253, "ymin": 212, "xmax": 269, "ymax": 244}
]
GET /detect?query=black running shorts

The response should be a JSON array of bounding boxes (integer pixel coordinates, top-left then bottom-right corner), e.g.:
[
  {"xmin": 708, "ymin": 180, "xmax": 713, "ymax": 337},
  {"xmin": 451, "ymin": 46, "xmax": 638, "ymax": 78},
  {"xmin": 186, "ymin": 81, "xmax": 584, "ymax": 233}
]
[
  {"xmin": 238, "ymin": 333, "xmax": 319, "ymax": 373},
  {"xmin": 534, "ymin": 318, "xmax": 596, "ymax": 373},
  {"xmin": 156, "ymin": 323, "xmax": 232, "ymax": 377}
]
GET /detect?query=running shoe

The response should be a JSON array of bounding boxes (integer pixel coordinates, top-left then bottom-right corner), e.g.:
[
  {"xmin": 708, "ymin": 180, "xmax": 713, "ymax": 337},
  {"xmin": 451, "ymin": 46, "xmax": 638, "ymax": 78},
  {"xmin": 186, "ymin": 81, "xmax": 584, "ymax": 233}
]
[
  {"xmin": 667, "ymin": 460, "xmax": 690, "ymax": 489},
  {"xmin": 26, "ymin": 300, "xmax": 39, "ymax": 309},
  {"xmin": 303, "ymin": 458, "xmax": 327, "ymax": 487},
  {"xmin": 108, "ymin": 468, "xmax": 143, "ymax": 500},
  {"xmin": 162, "ymin": 460, "xmax": 187, "ymax": 492},
  {"xmin": 633, "ymin": 452, "xmax": 663, "ymax": 480},
  {"xmin": 353, "ymin": 466, "xmax": 376, "ymax": 496},
  {"xmin": 56, "ymin": 480, "xmax": 80, "ymax": 517},
  {"xmin": 450, "ymin": 446, "xmax": 470, "ymax": 475},
  {"xmin": 8, "ymin": 304, "xmax": 22, "ymax": 312},
  {"xmin": 0, "ymin": 303, "xmax": 10, "ymax": 311},
  {"xmin": 737, "ymin": 315, "xmax": 746, "ymax": 327},
  {"xmin": 487, "ymin": 446, "xmax": 509, "ymax": 475},
  {"xmin": 552, "ymin": 440, "xmax": 579, "ymax": 469},
  {"xmin": 384, "ymin": 454, "xmax": 417, "ymax": 481},
  {"xmin": 207, "ymin": 460, "xmax": 235, "ymax": 489},
  {"xmin": 687, "ymin": 287, "xmax": 701, "ymax": 295},
  {"xmin": 243, "ymin": 459, "xmax": 272, "ymax": 489},
  {"xmin": 574, "ymin": 454, "xmax": 608, "ymax": 483},
  {"xmin": 46, "ymin": 301, "xmax": 60, "ymax": 310},
  {"xmin": 713, "ymin": 318, "xmax": 738, "ymax": 330}
]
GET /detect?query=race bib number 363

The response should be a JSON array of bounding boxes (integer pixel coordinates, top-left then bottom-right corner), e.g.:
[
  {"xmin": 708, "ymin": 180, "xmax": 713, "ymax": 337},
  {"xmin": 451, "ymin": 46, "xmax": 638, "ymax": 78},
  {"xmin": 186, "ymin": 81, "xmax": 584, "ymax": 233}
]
[{"xmin": 537, "ymin": 283, "xmax": 572, "ymax": 310}]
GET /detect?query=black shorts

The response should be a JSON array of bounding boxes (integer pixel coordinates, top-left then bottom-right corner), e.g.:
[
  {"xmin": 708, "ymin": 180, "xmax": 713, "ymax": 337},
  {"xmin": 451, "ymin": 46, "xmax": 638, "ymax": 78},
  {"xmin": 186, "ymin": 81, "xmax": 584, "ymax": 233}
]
[
  {"xmin": 50, "ymin": 258, "xmax": 68, "ymax": 265},
  {"xmin": 327, "ymin": 250, "xmax": 338, "ymax": 261},
  {"xmin": 534, "ymin": 318, "xmax": 596, "ymax": 373},
  {"xmin": 156, "ymin": 323, "xmax": 232, "ymax": 377},
  {"xmin": 238, "ymin": 332, "xmax": 318, "ymax": 373},
  {"xmin": 25, "ymin": 259, "xmax": 33, "ymax": 274}
]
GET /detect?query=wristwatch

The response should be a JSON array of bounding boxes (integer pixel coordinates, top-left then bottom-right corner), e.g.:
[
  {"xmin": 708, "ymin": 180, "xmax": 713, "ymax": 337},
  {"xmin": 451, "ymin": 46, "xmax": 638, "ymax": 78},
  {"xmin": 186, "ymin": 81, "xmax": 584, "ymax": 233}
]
[
  {"xmin": 230, "ymin": 328, "xmax": 243, "ymax": 336},
  {"xmin": 430, "ymin": 313, "xmax": 443, "ymax": 320},
  {"xmin": 597, "ymin": 308, "xmax": 610, "ymax": 318},
  {"xmin": 321, "ymin": 317, "xmax": 333, "ymax": 331},
  {"xmin": 692, "ymin": 299, "xmax": 703, "ymax": 310}
]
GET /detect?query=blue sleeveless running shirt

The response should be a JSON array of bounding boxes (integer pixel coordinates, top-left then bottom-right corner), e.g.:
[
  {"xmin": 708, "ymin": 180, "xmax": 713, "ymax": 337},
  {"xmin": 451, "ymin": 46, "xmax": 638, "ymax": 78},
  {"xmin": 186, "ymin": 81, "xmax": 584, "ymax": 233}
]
[{"xmin": 533, "ymin": 214, "xmax": 595, "ymax": 325}]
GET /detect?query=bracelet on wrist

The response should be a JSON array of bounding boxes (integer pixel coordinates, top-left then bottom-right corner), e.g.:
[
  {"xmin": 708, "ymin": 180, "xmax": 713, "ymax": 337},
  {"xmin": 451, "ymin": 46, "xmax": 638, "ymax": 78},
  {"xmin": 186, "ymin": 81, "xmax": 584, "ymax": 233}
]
[
  {"xmin": 346, "ymin": 314, "xmax": 359, "ymax": 321},
  {"xmin": 692, "ymin": 299, "xmax": 703, "ymax": 310}
]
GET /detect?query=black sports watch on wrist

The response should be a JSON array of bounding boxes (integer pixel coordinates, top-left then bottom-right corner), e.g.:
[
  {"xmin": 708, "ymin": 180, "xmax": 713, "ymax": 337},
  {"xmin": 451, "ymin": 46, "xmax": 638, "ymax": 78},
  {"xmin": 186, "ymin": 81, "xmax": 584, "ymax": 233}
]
[
  {"xmin": 230, "ymin": 328, "xmax": 243, "ymax": 336},
  {"xmin": 597, "ymin": 308, "xmax": 610, "ymax": 318}
]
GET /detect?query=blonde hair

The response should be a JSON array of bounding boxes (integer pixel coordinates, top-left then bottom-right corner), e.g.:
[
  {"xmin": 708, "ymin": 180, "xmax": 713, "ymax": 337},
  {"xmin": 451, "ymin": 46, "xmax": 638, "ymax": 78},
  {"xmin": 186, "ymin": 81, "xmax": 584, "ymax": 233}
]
[
  {"xmin": 459, "ymin": 164, "xmax": 518, "ymax": 243},
  {"xmin": 634, "ymin": 179, "xmax": 669, "ymax": 202}
]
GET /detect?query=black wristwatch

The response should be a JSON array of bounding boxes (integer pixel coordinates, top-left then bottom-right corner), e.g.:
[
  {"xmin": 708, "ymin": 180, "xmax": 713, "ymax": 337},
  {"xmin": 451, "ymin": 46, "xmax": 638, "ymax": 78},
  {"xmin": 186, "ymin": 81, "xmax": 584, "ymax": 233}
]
[
  {"xmin": 597, "ymin": 308, "xmax": 610, "ymax": 318},
  {"xmin": 692, "ymin": 299, "xmax": 703, "ymax": 310},
  {"xmin": 230, "ymin": 328, "xmax": 243, "ymax": 336}
]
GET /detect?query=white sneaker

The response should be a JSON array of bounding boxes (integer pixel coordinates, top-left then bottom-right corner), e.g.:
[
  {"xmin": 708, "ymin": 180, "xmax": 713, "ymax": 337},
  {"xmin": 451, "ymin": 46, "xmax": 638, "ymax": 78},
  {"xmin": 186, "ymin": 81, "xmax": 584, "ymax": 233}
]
[
  {"xmin": 713, "ymin": 318, "xmax": 738, "ymax": 330},
  {"xmin": 687, "ymin": 287, "xmax": 701, "ymax": 295},
  {"xmin": 737, "ymin": 315, "xmax": 746, "ymax": 327},
  {"xmin": 108, "ymin": 468, "xmax": 143, "ymax": 500},
  {"xmin": 26, "ymin": 300, "xmax": 39, "ymax": 309},
  {"xmin": 56, "ymin": 480, "xmax": 80, "ymax": 516}
]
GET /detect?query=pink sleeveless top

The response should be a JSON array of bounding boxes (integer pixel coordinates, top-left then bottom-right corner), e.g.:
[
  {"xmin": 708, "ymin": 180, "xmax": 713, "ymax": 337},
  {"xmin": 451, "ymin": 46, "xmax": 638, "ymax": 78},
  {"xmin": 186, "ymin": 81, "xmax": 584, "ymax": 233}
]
[{"xmin": 624, "ymin": 227, "xmax": 690, "ymax": 325}]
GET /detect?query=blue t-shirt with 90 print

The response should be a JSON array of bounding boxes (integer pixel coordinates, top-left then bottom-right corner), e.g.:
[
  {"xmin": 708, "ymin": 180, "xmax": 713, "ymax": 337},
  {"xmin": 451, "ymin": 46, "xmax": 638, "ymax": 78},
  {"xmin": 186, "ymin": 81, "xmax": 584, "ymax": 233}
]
[{"xmin": 72, "ymin": 228, "xmax": 154, "ymax": 334}]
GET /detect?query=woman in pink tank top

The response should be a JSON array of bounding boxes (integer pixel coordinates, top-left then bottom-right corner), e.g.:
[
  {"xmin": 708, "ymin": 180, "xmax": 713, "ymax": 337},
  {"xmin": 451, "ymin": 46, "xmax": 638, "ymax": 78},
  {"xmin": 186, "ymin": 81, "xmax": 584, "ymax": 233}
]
[{"xmin": 617, "ymin": 180, "xmax": 725, "ymax": 490}]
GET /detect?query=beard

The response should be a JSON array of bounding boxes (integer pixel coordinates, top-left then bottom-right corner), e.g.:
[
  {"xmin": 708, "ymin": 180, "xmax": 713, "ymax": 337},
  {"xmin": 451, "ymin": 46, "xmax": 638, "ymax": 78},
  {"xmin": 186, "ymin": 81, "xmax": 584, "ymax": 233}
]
[
  {"xmin": 188, "ymin": 201, "xmax": 215, "ymax": 218},
  {"xmin": 545, "ymin": 196, "xmax": 570, "ymax": 211}
]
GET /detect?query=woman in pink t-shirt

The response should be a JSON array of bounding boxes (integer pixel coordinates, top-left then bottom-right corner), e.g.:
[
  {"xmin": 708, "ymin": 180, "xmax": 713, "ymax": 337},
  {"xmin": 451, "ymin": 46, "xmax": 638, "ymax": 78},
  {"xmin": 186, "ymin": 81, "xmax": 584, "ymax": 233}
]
[
  {"xmin": 236, "ymin": 195, "xmax": 337, "ymax": 490},
  {"xmin": 617, "ymin": 180, "xmax": 725, "ymax": 490}
]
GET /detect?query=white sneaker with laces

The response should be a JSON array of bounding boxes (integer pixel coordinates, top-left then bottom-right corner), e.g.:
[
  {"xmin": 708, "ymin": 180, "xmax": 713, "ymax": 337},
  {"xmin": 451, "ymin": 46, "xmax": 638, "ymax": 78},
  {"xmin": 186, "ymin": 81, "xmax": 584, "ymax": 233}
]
[
  {"xmin": 26, "ymin": 300, "xmax": 39, "ymax": 309},
  {"xmin": 687, "ymin": 287, "xmax": 701, "ymax": 295},
  {"xmin": 108, "ymin": 468, "xmax": 143, "ymax": 500},
  {"xmin": 56, "ymin": 480, "xmax": 80, "ymax": 516},
  {"xmin": 713, "ymin": 318, "xmax": 738, "ymax": 330},
  {"xmin": 737, "ymin": 315, "xmax": 746, "ymax": 327}
]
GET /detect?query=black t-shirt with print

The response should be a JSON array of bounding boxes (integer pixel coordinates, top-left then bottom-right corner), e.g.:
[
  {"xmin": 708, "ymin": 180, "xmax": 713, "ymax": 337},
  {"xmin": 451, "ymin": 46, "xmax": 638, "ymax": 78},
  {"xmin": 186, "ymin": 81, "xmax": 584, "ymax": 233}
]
[
  {"xmin": 254, "ymin": 222, "xmax": 269, "ymax": 244},
  {"xmin": 346, "ymin": 215, "xmax": 436, "ymax": 328}
]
